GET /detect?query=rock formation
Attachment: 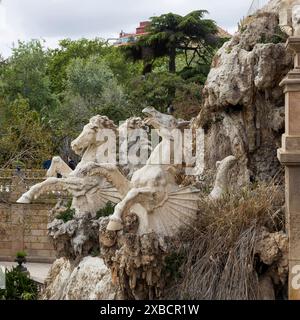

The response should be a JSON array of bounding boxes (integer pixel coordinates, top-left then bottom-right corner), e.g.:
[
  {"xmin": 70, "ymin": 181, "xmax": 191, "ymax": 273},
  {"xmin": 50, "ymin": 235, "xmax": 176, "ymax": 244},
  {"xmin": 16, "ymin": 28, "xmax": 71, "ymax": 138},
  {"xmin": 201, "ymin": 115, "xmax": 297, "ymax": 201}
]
[
  {"xmin": 42, "ymin": 256, "xmax": 116, "ymax": 300},
  {"xmin": 42, "ymin": 205, "xmax": 116, "ymax": 300},
  {"xmin": 279, "ymin": 0, "xmax": 300, "ymax": 36},
  {"xmin": 255, "ymin": 228, "xmax": 288, "ymax": 299},
  {"xmin": 194, "ymin": 3, "xmax": 293, "ymax": 185},
  {"xmin": 188, "ymin": 0, "xmax": 290, "ymax": 299},
  {"xmin": 99, "ymin": 217, "xmax": 173, "ymax": 300},
  {"xmin": 48, "ymin": 212, "xmax": 100, "ymax": 260}
]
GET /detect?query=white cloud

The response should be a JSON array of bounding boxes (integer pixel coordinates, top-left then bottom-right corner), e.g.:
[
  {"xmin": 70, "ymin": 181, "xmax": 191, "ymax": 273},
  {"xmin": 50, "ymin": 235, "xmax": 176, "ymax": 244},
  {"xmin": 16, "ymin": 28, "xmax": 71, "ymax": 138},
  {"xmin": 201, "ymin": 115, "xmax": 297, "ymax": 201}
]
[
  {"xmin": 0, "ymin": 3, "xmax": 6, "ymax": 30},
  {"xmin": 0, "ymin": 0, "xmax": 270, "ymax": 57}
]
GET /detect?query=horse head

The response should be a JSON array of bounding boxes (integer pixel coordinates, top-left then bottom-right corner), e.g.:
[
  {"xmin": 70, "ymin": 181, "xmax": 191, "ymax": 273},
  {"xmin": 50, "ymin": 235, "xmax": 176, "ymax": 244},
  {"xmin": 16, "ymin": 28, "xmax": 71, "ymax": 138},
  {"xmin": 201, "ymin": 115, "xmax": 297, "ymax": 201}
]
[
  {"xmin": 142, "ymin": 107, "xmax": 190, "ymax": 139},
  {"xmin": 71, "ymin": 115, "xmax": 117, "ymax": 157}
]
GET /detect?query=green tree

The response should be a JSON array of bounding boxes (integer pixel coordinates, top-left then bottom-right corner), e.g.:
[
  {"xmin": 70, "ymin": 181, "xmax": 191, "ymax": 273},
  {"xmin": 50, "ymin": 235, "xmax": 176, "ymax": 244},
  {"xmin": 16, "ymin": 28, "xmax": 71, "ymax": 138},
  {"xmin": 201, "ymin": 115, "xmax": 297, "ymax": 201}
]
[
  {"xmin": 0, "ymin": 40, "xmax": 57, "ymax": 112},
  {"xmin": 66, "ymin": 56, "xmax": 114, "ymax": 101},
  {"xmin": 0, "ymin": 97, "xmax": 54, "ymax": 168},
  {"xmin": 47, "ymin": 38, "xmax": 110, "ymax": 93},
  {"xmin": 127, "ymin": 71, "xmax": 202, "ymax": 117},
  {"xmin": 47, "ymin": 38, "xmax": 142, "ymax": 93},
  {"xmin": 64, "ymin": 56, "xmax": 128, "ymax": 118},
  {"xmin": 124, "ymin": 10, "xmax": 219, "ymax": 74},
  {"xmin": 101, "ymin": 46, "xmax": 143, "ymax": 86},
  {"xmin": 50, "ymin": 56, "xmax": 129, "ymax": 157}
]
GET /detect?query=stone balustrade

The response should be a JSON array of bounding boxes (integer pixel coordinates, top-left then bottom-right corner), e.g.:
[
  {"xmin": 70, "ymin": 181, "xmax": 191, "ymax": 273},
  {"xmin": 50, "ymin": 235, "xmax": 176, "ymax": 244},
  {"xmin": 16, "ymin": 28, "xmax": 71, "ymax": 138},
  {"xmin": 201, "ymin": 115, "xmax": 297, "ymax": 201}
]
[{"xmin": 0, "ymin": 169, "xmax": 69, "ymax": 203}]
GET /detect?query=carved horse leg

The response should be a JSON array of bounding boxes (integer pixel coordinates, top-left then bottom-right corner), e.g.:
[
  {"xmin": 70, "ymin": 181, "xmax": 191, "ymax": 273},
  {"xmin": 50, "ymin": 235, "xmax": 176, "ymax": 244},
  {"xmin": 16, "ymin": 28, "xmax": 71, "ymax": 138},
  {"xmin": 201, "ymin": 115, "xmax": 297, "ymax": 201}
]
[
  {"xmin": 17, "ymin": 177, "xmax": 69, "ymax": 203},
  {"xmin": 107, "ymin": 187, "xmax": 153, "ymax": 231}
]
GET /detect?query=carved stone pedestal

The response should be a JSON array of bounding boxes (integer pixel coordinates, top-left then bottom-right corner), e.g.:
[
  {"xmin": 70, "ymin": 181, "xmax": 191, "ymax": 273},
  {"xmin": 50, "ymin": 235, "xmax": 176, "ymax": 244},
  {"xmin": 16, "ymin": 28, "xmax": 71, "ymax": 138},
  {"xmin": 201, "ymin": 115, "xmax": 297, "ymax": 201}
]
[{"xmin": 278, "ymin": 37, "xmax": 300, "ymax": 300}]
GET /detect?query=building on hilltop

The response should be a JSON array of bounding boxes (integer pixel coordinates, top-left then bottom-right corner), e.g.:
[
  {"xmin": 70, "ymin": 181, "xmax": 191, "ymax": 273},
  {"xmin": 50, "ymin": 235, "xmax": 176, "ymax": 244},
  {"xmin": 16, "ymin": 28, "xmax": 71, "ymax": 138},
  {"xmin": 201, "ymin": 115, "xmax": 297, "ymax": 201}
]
[
  {"xmin": 114, "ymin": 21, "xmax": 150, "ymax": 46},
  {"xmin": 114, "ymin": 21, "xmax": 231, "ymax": 47}
]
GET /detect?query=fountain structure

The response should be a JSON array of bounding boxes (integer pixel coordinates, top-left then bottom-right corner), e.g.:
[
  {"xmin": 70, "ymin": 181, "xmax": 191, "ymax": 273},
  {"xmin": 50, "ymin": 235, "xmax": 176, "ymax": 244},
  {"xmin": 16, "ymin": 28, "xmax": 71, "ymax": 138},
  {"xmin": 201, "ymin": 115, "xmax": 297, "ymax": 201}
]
[
  {"xmin": 17, "ymin": 108, "xmax": 236, "ymax": 299},
  {"xmin": 278, "ymin": 0, "xmax": 300, "ymax": 300}
]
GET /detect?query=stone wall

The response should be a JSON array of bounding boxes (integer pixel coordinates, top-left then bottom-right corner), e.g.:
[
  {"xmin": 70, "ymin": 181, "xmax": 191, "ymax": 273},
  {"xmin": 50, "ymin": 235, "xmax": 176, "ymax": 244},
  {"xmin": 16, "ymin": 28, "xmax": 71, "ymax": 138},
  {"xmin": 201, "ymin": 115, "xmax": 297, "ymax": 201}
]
[
  {"xmin": 0, "ymin": 203, "xmax": 55, "ymax": 262},
  {"xmin": 0, "ymin": 169, "xmax": 58, "ymax": 263}
]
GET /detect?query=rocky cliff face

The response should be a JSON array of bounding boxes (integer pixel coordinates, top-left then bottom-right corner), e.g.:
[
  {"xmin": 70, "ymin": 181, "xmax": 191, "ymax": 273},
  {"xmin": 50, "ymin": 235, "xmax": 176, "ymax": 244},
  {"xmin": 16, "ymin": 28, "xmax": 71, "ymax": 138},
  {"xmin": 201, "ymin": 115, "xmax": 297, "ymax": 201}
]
[
  {"xmin": 194, "ymin": 5, "xmax": 292, "ymax": 185},
  {"xmin": 42, "ymin": 206, "xmax": 116, "ymax": 300},
  {"xmin": 42, "ymin": 256, "xmax": 116, "ymax": 300}
]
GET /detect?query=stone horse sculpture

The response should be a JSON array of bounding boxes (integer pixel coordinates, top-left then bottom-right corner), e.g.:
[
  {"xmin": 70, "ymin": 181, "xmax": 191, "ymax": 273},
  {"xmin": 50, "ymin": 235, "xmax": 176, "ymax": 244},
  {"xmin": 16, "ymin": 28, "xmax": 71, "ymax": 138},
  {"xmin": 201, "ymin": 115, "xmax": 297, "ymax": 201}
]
[
  {"xmin": 17, "ymin": 115, "xmax": 152, "ymax": 216},
  {"xmin": 17, "ymin": 116, "xmax": 121, "ymax": 216},
  {"xmin": 78, "ymin": 107, "xmax": 236, "ymax": 237},
  {"xmin": 47, "ymin": 117, "xmax": 151, "ymax": 179},
  {"xmin": 118, "ymin": 117, "xmax": 151, "ymax": 178},
  {"xmin": 17, "ymin": 107, "xmax": 236, "ymax": 236}
]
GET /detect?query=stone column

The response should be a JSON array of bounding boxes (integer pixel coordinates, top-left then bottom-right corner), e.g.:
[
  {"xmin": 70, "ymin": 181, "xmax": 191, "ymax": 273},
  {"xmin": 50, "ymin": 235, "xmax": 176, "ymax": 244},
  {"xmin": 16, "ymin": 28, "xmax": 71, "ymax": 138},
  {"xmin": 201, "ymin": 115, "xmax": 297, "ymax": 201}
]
[{"xmin": 278, "ymin": 37, "xmax": 300, "ymax": 300}]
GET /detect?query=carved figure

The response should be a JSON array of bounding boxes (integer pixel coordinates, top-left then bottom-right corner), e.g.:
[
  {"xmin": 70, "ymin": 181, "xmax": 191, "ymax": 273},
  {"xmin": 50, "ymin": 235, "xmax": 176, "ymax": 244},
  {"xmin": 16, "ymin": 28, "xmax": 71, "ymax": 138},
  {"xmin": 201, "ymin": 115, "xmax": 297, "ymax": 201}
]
[
  {"xmin": 279, "ymin": 0, "xmax": 300, "ymax": 36},
  {"xmin": 17, "ymin": 116, "xmax": 121, "ymax": 216},
  {"xmin": 78, "ymin": 108, "xmax": 236, "ymax": 237}
]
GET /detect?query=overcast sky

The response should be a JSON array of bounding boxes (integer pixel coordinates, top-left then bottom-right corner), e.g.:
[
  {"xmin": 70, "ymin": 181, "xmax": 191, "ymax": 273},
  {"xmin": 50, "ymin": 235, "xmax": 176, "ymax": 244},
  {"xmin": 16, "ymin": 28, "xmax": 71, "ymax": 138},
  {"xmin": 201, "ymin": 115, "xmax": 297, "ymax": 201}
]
[{"xmin": 0, "ymin": 0, "xmax": 269, "ymax": 57}]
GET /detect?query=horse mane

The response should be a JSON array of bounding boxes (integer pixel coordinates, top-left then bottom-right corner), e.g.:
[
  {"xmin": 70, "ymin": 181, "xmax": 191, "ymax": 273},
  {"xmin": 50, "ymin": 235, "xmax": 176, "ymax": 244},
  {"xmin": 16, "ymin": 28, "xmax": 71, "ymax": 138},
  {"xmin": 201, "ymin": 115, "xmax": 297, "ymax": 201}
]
[
  {"xmin": 125, "ymin": 117, "xmax": 146, "ymax": 130},
  {"xmin": 89, "ymin": 115, "xmax": 118, "ymax": 132}
]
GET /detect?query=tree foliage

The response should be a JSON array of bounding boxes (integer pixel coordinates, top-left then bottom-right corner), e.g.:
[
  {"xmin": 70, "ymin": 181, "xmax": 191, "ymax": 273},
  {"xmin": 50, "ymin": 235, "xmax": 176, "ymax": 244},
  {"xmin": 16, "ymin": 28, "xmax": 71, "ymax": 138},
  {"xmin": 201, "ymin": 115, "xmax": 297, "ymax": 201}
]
[
  {"xmin": 127, "ymin": 72, "xmax": 202, "ymax": 117},
  {"xmin": 60, "ymin": 56, "xmax": 128, "ymax": 124},
  {"xmin": 47, "ymin": 38, "xmax": 110, "ymax": 93},
  {"xmin": 123, "ymin": 10, "xmax": 220, "ymax": 74},
  {"xmin": 47, "ymin": 38, "xmax": 142, "ymax": 93},
  {"xmin": 0, "ymin": 9, "xmax": 226, "ymax": 168},
  {"xmin": 0, "ymin": 267, "xmax": 38, "ymax": 300},
  {"xmin": 0, "ymin": 40, "xmax": 57, "ymax": 112},
  {"xmin": 48, "ymin": 56, "xmax": 129, "ymax": 158},
  {"xmin": 0, "ymin": 97, "xmax": 53, "ymax": 168}
]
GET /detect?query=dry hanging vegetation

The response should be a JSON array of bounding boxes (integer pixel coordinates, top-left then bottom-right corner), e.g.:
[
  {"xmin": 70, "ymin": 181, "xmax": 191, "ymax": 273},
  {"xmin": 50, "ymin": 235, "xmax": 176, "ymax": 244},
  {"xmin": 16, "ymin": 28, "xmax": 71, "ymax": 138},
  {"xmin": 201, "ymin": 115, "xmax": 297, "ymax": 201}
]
[{"xmin": 166, "ymin": 182, "xmax": 286, "ymax": 300}]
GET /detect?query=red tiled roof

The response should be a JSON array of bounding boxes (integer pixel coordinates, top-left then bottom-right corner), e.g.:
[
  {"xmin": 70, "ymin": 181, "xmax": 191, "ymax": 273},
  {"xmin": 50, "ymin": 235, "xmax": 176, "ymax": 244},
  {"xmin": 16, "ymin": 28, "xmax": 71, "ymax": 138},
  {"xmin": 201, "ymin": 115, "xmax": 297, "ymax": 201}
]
[{"xmin": 115, "ymin": 22, "xmax": 231, "ymax": 46}]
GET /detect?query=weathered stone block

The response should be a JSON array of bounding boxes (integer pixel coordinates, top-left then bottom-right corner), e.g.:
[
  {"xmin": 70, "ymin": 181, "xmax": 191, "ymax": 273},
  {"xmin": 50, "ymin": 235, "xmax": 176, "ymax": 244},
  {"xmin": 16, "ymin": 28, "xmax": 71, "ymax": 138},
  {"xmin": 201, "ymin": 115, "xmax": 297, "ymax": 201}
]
[
  {"xmin": 24, "ymin": 215, "xmax": 48, "ymax": 224},
  {"xmin": 24, "ymin": 229, "xmax": 48, "ymax": 237},
  {"xmin": 24, "ymin": 235, "xmax": 49, "ymax": 244},
  {"xmin": 11, "ymin": 213, "xmax": 24, "ymax": 225},
  {"xmin": 0, "ymin": 242, "xmax": 11, "ymax": 250},
  {"xmin": 286, "ymin": 91, "xmax": 300, "ymax": 135},
  {"xmin": 27, "ymin": 249, "xmax": 55, "ymax": 257}
]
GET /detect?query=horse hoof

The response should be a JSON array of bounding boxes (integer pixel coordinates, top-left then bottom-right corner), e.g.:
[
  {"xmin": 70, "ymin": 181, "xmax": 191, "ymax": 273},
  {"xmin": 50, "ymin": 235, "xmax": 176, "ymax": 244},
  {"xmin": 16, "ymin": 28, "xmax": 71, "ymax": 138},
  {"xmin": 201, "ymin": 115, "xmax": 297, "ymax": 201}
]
[
  {"xmin": 107, "ymin": 219, "xmax": 123, "ymax": 231},
  {"xmin": 16, "ymin": 195, "xmax": 31, "ymax": 204}
]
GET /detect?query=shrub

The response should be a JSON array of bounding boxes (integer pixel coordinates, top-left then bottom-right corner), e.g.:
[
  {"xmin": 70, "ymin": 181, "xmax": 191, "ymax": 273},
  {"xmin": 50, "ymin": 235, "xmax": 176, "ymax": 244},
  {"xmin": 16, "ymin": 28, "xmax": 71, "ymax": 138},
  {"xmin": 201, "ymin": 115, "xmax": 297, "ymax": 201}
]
[
  {"xmin": 90, "ymin": 248, "xmax": 100, "ymax": 257},
  {"xmin": 56, "ymin": 201, "xmax": 75, "ymax": 222},
  {"xmin": 56, "ymin": 207, "xmax": 75, "ymax": 222},
  {"xmin": 0, "ymin": 267, "xmax": 38, "ymax": 300},
  {"xmin": 96, "ymin": 202, "xmax": 115, "ymax": 219},
  {"xmin": 164, "ymin": 252, "xmax": 185, "ymax": 281},
  {"xmin": 0, "ymin": 97, "xmax": 54, "ymax": 169},
  {"xmin": 16, "ymin": 251, "xmax": 27, "ymax": 259},
  {"xmin": 259, "ymin": 26, "xmax": 288, "ymax": 45}
]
